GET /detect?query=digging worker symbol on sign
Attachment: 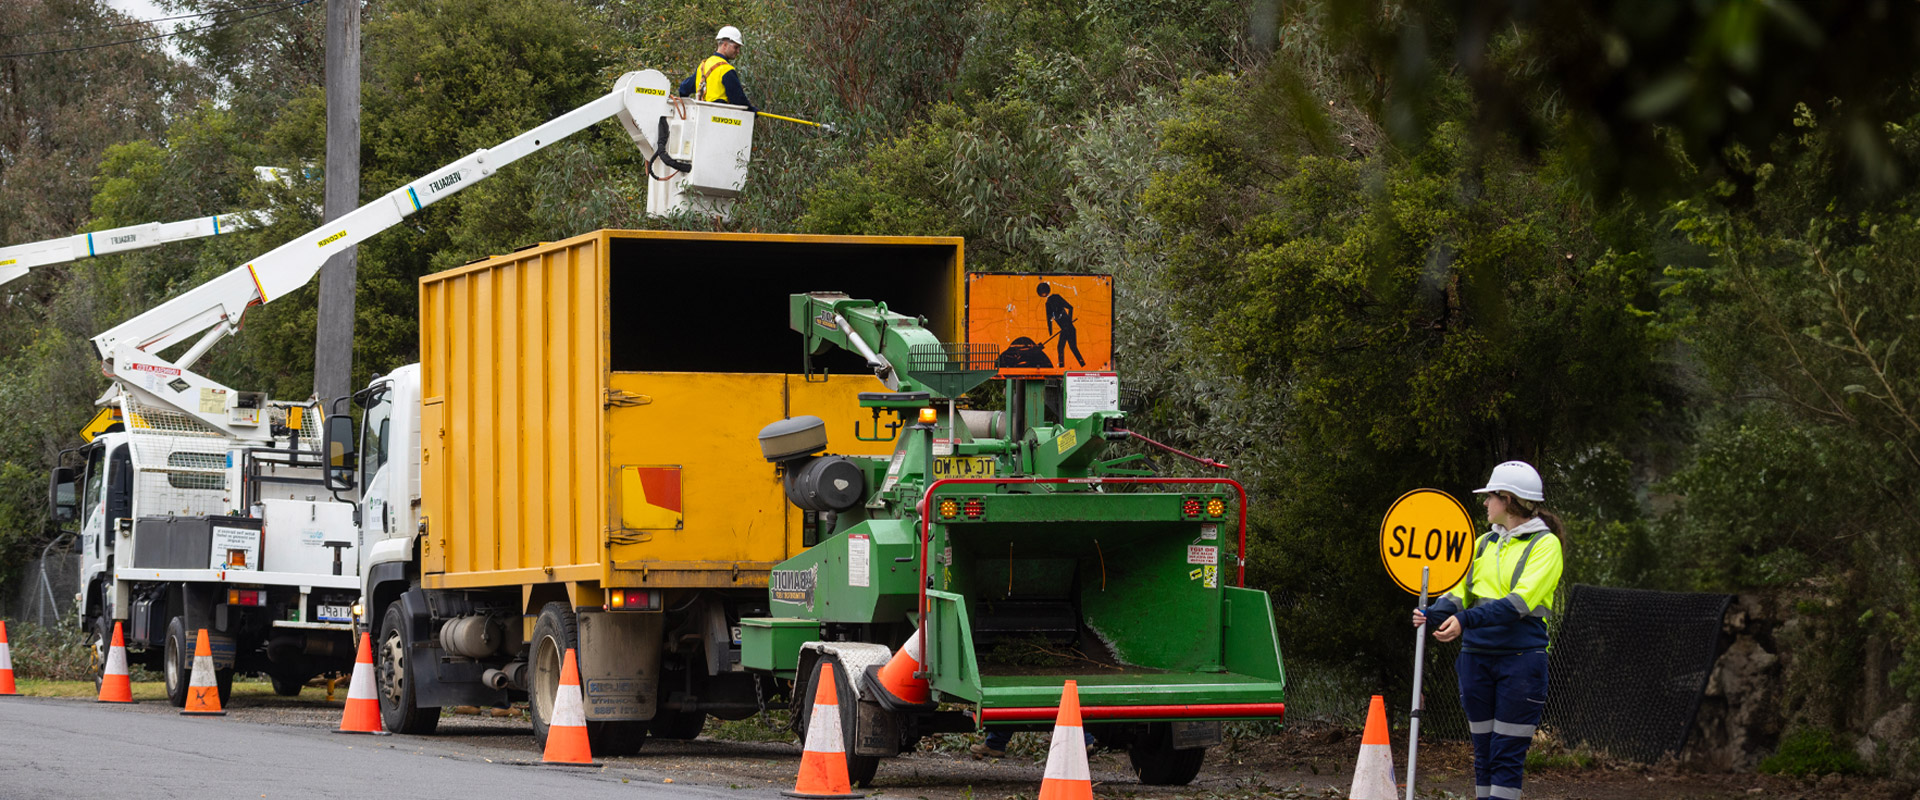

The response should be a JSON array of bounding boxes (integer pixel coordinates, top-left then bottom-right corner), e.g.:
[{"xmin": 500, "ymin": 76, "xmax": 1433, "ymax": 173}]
[{"xmin": 1038, "ymin": 282, "xmax": 1084, "ymax": 368}]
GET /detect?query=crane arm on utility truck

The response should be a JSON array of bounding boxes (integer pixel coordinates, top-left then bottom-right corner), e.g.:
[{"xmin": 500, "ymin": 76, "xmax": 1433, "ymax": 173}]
[
  {"xmin": 0, "ymin": 210, "xmax": 266, "ymax": 289},
  {"xmin": 89, "ymin": 69, "xmax": 694, "ymax": 435}
]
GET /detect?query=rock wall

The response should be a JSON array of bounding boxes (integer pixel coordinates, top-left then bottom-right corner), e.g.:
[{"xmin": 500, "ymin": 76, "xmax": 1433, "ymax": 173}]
[{"xmin": 1684, "ymin": 592, "xmax": 1918, "ymax": 777}]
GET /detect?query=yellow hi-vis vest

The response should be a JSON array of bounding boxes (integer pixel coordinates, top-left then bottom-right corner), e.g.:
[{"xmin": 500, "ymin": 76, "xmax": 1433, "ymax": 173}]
[{"xmin": 696, "ymin": 55, "xmax": 736, "ymax": 104}]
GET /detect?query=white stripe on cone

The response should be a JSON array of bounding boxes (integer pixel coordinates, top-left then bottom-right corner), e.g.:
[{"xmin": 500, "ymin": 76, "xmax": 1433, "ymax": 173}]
[
  {"xmin": 552, "ymin": 676, "xmax": 587, "ymax": 728},
  {"xmin": 1349, "ymin": 742, "xmax": 1397, "ymax": 800},
  {"xmin": 0, "ymin": 640, "xmax": 11, "ymax": 672},
  {"xmin": 188, "ymin": 653, "xmax": 217, "ymax": 689},
  {"xmin": 105, "ymin": 639, "xmax": 128, "ymax": 676},
  {"xmin": 804, "ymin": 693, "xmax": 846, "ymax": 754},
  {"xmin": 347, "ymin": 657, "xmax": 378, "ymax": 701},
  {"xmin": 1042, "ymin": 723, "xmax": 1090, "ymax": 782}
]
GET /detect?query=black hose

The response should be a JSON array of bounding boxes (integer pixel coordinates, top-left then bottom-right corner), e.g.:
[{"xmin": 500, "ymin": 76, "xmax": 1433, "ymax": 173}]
[{"xmin": 655, "ymin": 118, "xmax": 693, "ymax": 174}]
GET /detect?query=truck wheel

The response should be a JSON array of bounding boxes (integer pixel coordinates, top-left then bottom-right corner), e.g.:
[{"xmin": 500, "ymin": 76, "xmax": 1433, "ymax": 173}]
[
  {"xmin": 651, "ymin": 657, "xmax": 707, "ymax": 740},
  {"xmin": 794, "ymin": 654, "xmax": 879, "ymax": 788},
  {"xmin": 378, "ymin": 603, "xmax": 441, "ymax": 735},
  {"xmin": 529, "ymin": 602, "xmax": 646, "ymax": 756},
  {"xmin": 269, "ymin": 671, "xmax": 307, "ymax": 697},
  {"xmin": 88, "ymin": 615, "xmax": 110, "ymax": 692},
  {"xmin": 650, "ymin": 705, "xmax": 707, "ymax": 740},
  {"xmin": 163, "ymin": 617, "xmax": 189, "ymax": 707},
  {"xmin": 1128, "ymin": 722, "xmax": 1206, "ymax": 786}
]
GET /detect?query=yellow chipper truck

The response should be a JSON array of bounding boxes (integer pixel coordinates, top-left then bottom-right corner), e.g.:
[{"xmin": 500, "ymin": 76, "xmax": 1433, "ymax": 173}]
[{"xmin": 322, "ymin": 229, "xmax": 1286, "ymax": 786}]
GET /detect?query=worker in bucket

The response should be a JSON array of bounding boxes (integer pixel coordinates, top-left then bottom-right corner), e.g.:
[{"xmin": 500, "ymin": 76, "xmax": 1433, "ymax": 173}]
[
  {"xmin": 1411, "ymin": 460, "xmax": 1564, "ymax": 800},
  {"xmin": 678, "ymin": 25, "xmax": 756, "ymax": 112}
]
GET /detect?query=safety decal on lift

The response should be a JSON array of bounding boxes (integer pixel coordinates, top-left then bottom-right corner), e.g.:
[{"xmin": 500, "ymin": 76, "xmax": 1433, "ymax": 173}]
[
  {"xmin": 1056, "ymin": 428, "xmax": 1077, "ymax": 454},
  {"xmin": 848, "ymin": 534, "xmax": 870, "ymax": 588},
  {"xmin": 771, "ymin": 565, "xmax": 818, "ymax": 611}
]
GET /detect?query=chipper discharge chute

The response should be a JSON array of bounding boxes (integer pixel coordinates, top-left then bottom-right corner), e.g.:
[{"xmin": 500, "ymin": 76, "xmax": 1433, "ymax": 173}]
[{"xmin": 740, "ymin": 291, "xmax": 1286, "ymax": 788}]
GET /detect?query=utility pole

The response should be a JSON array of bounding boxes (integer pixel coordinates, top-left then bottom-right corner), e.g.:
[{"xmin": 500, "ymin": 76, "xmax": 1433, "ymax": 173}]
[{"xmin": 315, "ymin": 0, "xmax": 360, "ymax": 407}]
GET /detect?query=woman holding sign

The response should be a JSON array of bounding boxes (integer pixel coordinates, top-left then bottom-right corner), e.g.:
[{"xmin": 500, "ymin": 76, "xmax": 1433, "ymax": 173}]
[{"xmin": 1412, "ymin": 461, "xmax": 1563, "ymax": 800}]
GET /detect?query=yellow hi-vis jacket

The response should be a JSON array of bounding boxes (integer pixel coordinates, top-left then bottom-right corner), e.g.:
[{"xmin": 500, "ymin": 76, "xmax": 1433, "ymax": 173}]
[
  {"xmin": 1425, "ymin": 517, "xmax": 1563, "ymax": 653},
  {"xmin": 697, "ymin": 55, "xmax": 738, "ymax": 103}
]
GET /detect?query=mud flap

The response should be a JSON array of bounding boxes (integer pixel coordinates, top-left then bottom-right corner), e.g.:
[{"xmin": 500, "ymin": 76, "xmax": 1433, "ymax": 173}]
[
  {"xmin": 854, "ymin": 697, "xmax": 900, "ymax": 758},
  {"xmin": 578, "ymin": 610, "xmax": 664, "ymax": 721},
  {"xmin": 1170, "ymin": 720, "xmax": 1222, "ymax": 750}
]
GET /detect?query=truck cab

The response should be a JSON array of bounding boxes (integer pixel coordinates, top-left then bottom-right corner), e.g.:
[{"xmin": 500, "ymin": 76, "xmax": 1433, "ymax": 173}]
[{"xmin": 50, "ymin": 398, "xmax": 363, "ymax": 706}]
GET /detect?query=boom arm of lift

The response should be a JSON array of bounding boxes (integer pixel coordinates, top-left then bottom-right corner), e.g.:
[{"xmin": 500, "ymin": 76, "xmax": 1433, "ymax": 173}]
[
  {"xmin": 89, "ymin": 69, "xmax": 682, "ymax": 436},
  {"xmin": 0, "ymin": 211, "xmax": 268, "ymax": 289}
]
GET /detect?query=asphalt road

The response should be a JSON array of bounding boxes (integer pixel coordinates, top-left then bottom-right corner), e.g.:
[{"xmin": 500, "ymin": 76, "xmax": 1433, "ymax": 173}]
[{"xmin": 0, "ymin": 697, "xmax": 743, "ymax": 800}]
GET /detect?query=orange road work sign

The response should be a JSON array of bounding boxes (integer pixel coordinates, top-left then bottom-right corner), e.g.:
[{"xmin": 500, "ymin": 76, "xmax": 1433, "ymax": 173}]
[
  {"xmin": 967, "ymin": 273, "xmax": 1112, "ymax": 378},
  {"xmin": 1379, "ymin": 489, "xmax": 1475, "ymax": 595}
]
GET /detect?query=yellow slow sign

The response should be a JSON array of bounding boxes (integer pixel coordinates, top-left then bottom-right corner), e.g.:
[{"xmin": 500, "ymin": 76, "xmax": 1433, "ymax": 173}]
[{"xmin": 1379, "ymin": 489, "xmax": 1475, "ymax": 595}]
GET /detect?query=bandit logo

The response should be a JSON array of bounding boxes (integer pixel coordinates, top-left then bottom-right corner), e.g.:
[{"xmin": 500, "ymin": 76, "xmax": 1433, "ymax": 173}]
[{"xmin": 770, "ymin": 565, "xmax": 818, "ymax": 610}]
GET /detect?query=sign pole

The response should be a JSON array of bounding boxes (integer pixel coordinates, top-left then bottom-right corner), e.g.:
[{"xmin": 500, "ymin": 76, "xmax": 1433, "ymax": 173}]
[{"xmin": 1407, "ymin": 566, "xmax": 1429, "ymax": 800}]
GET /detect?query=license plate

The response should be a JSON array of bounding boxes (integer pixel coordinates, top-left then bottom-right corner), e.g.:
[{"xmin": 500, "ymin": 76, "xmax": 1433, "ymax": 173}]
[
  {"xmin": 932, "ymin": 455, "xmax": 997, "ymax": 478},
  {"xmin": 317, "ymin": 604, "xmax": 352, "ymax": 622}
]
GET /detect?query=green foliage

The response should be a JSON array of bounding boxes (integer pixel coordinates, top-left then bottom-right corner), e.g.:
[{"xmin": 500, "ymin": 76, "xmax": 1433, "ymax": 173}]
[
  {"xmin": 7, "ymin": 613, "xmax": 96, "ymax": 682},
  {"xmin": 1759, "ymin": 727, "xmax": 1866, "ymax": 777},
  {"xmin": 1145, "ymin": 58, "xmax": 1676, "ymax": 665}
]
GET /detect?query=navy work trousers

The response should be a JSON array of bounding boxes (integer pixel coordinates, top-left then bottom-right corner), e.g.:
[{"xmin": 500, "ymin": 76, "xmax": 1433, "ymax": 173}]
[{"xmin": 1457, "ymin": 649, "xmax": 1548, "ymax": 799}]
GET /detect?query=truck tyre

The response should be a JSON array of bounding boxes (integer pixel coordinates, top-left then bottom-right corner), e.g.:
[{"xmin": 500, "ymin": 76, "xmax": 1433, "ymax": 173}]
[
  {"xmin": 1128, "ymin": 722, "xmax": 1205, "ymax": 786},
  {"xmin": 794, "ymin": 654, "xmax": 879, "ymax": 788},
  {"xmin": 88, "ymin": 615, "xmax": 111, "ymax": 693},
  {"xmin": 269, "ymin": 671, "xmax": 307, "ymax": 697},
  {"xmin": 164, "ymin": 617, "xmax": 189, "ymax": 707},
  {"xmin": 650, "ymin": 705, "xmax": 706, "ymax": 740},
  {"xmin": 651, "ymin": 656, "xmax": 707, "ymax": 740},
  {"xmin": 529, "ymin": 601, "xmax": 646, "ymax": 756},
  {"xmin": 377, "ymin": 602, "xmax": 441, "ymax": 735}
]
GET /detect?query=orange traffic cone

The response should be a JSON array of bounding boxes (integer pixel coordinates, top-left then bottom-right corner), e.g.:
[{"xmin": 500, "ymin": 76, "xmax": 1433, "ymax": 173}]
[
  {"xmin": 0, "ymin": 620, "xmax": 17, "ymax": 696},
  {"xmin": 866, "ymin": 627, "xmax": 930, "ymax": 707},
  {"xmin": 541, "ymin": 648, "xmax": 598, "ymax": 766},
  {"xmin": 97, "ymin": 620, "xmax": 133, "ymax": 703},
  {"xmin": 181, "ymin": 628, "xmax": 225, "ymax": 716},
  {"xmin": 782, "ymin": 660, "xmax": 863, "ymax": 798},
  {"xmin": 1037, "ymin": 680, "xmax": 1093, "ymax": 800},
  {"xmin": 336, "ymin": 630, "xmax": 388, "ymax": 735},
  {"xmin": 1347, "ymin": 695, "xmax": 1397, "ymax": 800}
]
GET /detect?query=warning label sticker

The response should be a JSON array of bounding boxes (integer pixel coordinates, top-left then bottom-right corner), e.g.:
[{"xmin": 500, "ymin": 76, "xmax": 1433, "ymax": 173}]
[
  {"xmin": 848, "ymin": 534, "xmax": 870, "ymax": 588},
  {"xmin": 1187, "ymin": 545, "xmax": 1218, "ymax": 566}
]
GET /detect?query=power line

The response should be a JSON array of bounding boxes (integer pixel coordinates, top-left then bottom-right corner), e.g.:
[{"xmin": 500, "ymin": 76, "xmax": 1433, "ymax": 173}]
[
  {"xmin": 0, "ymin": 0, "xmax": 316, "ymax": 59},
  {"xmin": 0, "ymin": 0, "xmax": 311, "ymax": 42}
]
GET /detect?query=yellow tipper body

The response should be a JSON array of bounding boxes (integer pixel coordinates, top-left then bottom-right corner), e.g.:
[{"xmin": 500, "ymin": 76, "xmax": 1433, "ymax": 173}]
[{"xmin": 416, "ymin": 230, "xmax": 964, "ymax": 594}]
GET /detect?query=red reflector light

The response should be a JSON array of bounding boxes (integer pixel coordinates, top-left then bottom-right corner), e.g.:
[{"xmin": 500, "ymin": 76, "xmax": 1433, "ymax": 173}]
[
  {"xmin": 608, "ymin": 590, "xmax": 659, "ymax": 611},
  {"xmin": 227, "ymin": 589, "xmax": 264, "ymax": 607},
  {"xmin": 1182, "ymin": 497, "xmax": 1203, "ymax": 518},
  {"xmin": 963, "ymin": 498, "xmax": 985, "ymax": 520}
]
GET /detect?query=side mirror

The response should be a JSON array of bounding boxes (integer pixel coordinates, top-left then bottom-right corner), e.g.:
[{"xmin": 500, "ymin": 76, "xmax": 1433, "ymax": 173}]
[
  {"xmin": 323, "ymin": 415, "xmax": 357, "ymax": 492},
  {"xmin": 48, "ymin": 466, "xmax": 78, "ymax": 525}
]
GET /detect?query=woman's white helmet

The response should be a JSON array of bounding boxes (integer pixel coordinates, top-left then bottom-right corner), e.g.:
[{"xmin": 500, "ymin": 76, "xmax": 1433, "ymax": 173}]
[
  {"xmin": 1475, "ymin": 460, "xmax": 1544, "ymax": 502},
  {"xmin": 716, "ymin": 25, "xmax": 743, "ymax": 45}
]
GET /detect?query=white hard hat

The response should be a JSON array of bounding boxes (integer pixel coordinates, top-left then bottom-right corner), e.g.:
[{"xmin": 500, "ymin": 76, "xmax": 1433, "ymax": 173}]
[
  {"xmin": 1475, "ymin": 460, "xmax": 1544, "ymax": 502},
  {"xmin": 716, "ymin": 25, "xmax": 742, "ymax": 45}
]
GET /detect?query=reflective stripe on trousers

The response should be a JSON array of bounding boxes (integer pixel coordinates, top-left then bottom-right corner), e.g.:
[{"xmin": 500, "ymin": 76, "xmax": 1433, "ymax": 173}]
[{"xmin": 1459, "ymin": 649, "xmax": 1548, "ymax": 800}]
